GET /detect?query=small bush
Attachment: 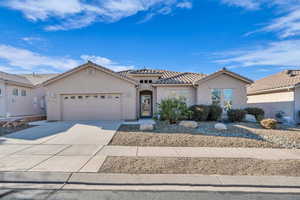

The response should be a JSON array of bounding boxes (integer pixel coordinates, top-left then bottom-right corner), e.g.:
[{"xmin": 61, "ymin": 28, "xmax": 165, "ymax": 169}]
[
  {"xmin": 208, "ymin": 105, "xmax": 223, "ymax": 121},
  {"xmin": 244, "ymin": 107, "xmax": 265, "ymax": 120},
  {"xmin": 227, "ymin": 109, "xmax": 247, "ymax": 122},
  {"xmin": 260, "ymin": 118, "xmax": 277, "ymax": 129},
  {"xmin": 256, "ymin": 114, "xmax": 264, "ymax": 122},
  {"xmin": 189, "ymin": 105, "xmax": 210, "ymax": 121},
  {"xmin": 157, "ymin": 98, "xmax": 192, "ymax": 124}
]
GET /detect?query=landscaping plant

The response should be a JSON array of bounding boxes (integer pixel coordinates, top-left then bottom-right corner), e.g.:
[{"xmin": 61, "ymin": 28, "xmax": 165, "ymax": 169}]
[
  {"xmin": 260, "ymin": 118, "xmax": 277, "ymax": 129},
  {"xmin": 207, "ymin": 105, "xmax": 223, "ymax": 121},
  {"xmin": 244, "ymin": 107, "xmax": 265, "ymax": 120},
  {"xmin": 157, "ymin": 97, "xmax": 192, "ymax": 124},
  {"xmin": 227, "ymin": 109, "xmax": 247, "ymax": 122},
  {"xmin": 189, "ymin": 105, "xmax": 210, "ymax": 121}
]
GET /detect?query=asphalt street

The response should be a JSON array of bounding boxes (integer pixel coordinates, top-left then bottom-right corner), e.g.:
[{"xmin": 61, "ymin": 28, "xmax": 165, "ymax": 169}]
[{"xmin": 0, "ymin": 189, "xmax": 300, "ymax": 200}]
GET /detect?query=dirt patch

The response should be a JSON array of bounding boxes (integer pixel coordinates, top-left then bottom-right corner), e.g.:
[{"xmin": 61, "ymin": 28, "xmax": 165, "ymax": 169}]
[
  {"xmin": 99, "ymin": 156, "xmax": 300, "ymax": 176},
  {"xmin": 110, "ymin": 125, "xmax": 280, "ymax": 148}
]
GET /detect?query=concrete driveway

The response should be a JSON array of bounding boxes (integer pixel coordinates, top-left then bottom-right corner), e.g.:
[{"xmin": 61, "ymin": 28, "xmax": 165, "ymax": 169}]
[{"xmin": 0, "ymin": 121, "xmax": 121, "ymax": 172}]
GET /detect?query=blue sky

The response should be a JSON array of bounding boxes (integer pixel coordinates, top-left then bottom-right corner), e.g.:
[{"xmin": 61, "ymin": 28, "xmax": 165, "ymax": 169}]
[{"xmin": 0, "ymin": 0, "xmax": 300, "ymax": 80}]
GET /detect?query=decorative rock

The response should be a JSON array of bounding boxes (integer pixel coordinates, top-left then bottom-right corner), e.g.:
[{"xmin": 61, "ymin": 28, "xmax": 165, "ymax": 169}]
[
  {"xmin": 140, "ymin": 123, "xmax": 154, "ymax": 131},
  {"xmin": 179, "ymin": 121, "xmax": 198, "ymax": 129},
  {"xmin": 245, "ymin": 114, "xmax": 257, "ymax": 123},
  {"xmin": 214, "ymin": 123, "xmax": 227, "ymax": 130}
]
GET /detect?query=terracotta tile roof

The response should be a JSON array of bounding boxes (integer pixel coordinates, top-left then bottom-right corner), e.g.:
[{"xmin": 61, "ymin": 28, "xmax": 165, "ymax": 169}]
[
  {"xmin": 248, "ymin": 70, "xmax": 300, "ymax": 94},
  {"xmin": 117, "ymin": 69, "xmax": 203, "ymax": 84},
  {"xmin": 154, "ymin": 72, "xmax": 207, "ymax": 84}
]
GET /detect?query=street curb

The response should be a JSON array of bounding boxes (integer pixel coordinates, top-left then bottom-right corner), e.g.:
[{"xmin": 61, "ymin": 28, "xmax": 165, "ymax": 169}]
[{"xmin": 0, "ymin": 172, "xmax": 300, "ymax": 189}]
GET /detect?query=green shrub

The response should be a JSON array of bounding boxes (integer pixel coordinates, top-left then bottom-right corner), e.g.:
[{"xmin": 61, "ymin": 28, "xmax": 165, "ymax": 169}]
[
  {"xmin": 208, "ymin": 105, "xmax": 223, "ymax": 121},
  {"xmin": 157, "ymin": 98, "xmax": 192, "ymax": 124},
  {"xmin": 227, "ymin": 109, "xmax": 247, "ymax": 122},
  {"xmin": 189, "ymin": 105, "xmax": 210, "ymax": 121},
  {"xmin": 256, "ymin": 114, "xmax": 264, "ymax": 122},
  {"xmin": 260, "ymin": 118, "xmax": 277, "ymax": 129},
  {"xmin": 244, "ymin": 107, "xmax": 265, "ymax": 120}
]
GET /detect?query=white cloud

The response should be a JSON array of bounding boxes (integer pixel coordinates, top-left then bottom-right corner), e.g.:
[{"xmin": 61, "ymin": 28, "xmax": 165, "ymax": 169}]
[
  {"xmin": 177, "ymin": 1, "xmax": 192, "ymax": 9},
  {"xmin": 221, "ymin": 0, "xmax": 260, "ymax": 10},
  {"xmin": 81, "ymin": 55, "xmax": 134, "ymax": 71},
  {"xmin": 215, "ymin": 40, "xmax": 300, "ymax": 67},
  {"xmin": 0, "ymin": 44, "xmax": 79, "ymax": 71},
  {"xmin": 2, "ymin": 0, "xmax": 192, "ymax": 31}
]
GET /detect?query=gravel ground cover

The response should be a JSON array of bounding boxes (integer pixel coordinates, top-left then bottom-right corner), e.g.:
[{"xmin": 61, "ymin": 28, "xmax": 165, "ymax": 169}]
[
  {"xmin": 110, "ymin": 125, "xmax": 280, "ymax": 148},
  {"xmin": 0, "ymin": 125, "xmax": 34, "ymax": 136},
  {"xmin": 99, "ymin": 156, "xmax": 300, "ymax": 176},
  {"xmin": 110, "ymin": 122, "xmax": 300, "ymax": 148}
]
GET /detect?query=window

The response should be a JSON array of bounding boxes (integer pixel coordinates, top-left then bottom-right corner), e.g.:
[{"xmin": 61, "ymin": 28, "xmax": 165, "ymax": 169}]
[
  {"xmin": 211, "ymin": 89, "xmax": 233, "ymax": 112},
  {"xmin": 85, "ymin": 95, "xmax": 90, "ymax": 99},
  {"xmin": 21, "ymin": 89, "xmax": 26, "ymax": 96},
  {"xmin": 211, "ymin": 89, "xmax": 221, "ymax": 106},
  {"xmin": 149, "ymin": 80, "xmax": 152, "ymax": 83},
  {"xmin": 12, "ymin": 88, "xmax": 18, "ymax": 96},
  {"xmin": 94, "ymin": 95, "xmax": 98, "ymax": 98},
  {"xmin": 100, "ymin": 95, "xmax": 105, "ymax": 99},
  {"xmin": 144, "ymin": 80, "xmax": 148, "ymax": 84},
  {"xmin": 70, "ymin": 96, "xmax": 76, "ymax": 99},
  {"xmin": 78, "ymin": 96, "xmax": 83, "ymax": 99},
  {"xmin": 223, "ymin": 89, "xmax": 233, "ymax": 112},
  {"xmin": 64, "ymin": 97, "xmax": 69, "ymax": 100},
  {"xmin": 140, "ymin": 80, "xmax": 143, "ymax": 83}
]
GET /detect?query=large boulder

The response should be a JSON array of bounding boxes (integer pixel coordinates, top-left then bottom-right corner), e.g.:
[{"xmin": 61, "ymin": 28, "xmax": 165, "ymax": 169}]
[
  {"xmin": 179, "ymin": 120, "xmax": 198, "ymax": 129},
  {"xmin": 245, "ymin": 114, "xmax": 257, "ymax": 123},
  {"xmin": 140, "ymin": 123, "xmax": 154, "ymax": 131},
  {"xmin": 214, "ymin": 123, "xmax": 227, "ymax": 130}
]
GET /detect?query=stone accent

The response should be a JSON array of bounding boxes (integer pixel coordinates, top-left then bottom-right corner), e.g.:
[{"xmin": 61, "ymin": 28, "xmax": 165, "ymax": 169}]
[
  {"xmin": 140, "ymin": 124, "xmax": 154, "ymax": 131},
  {"xmin": 179, "ymin": 121, "xmax": 198, "ymax": 129},
  {"xmin": 214, "ymin": 123, "xmax": 227, "ymax": 130}
]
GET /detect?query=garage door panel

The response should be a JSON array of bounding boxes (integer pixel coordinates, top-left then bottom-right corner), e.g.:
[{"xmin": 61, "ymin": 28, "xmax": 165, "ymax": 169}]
[{"xmin": 62, "ymin": 94, "xmax": 122, "ymax": 120}]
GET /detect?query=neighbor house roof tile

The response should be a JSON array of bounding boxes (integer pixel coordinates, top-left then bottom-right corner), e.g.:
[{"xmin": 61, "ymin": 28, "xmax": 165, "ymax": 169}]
[{"xmin": 248, "ymin": 70, "xmax": 300, "ymax": 94}]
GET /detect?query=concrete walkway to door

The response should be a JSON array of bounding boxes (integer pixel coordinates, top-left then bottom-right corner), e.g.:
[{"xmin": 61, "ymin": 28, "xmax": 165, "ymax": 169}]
[{"xmin": 0, "ymin": 121, "xmax": 121, "ymax": 172}]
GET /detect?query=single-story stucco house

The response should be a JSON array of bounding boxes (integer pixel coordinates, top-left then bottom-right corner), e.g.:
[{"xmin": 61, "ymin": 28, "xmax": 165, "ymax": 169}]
[
  {"xmin": 247, "ymin": 70, "xmax": 300, "ymax": 122},
  {"xmin": 0, "ymin": 71, "xmax": 57, "ymax": 118},
  {"xmin": 42, "ymin": 61, "xmax": 253, "ymax": 121}
]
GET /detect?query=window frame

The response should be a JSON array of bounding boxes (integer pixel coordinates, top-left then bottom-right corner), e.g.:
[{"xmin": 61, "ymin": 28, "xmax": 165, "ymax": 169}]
[
  {"xmin": 21, "ymin": 89, "xmax": 27, "ymax": 96},
  {"xmin": 211, "ymin": 88, "xmax": 234, "ymax": 112},
  {"xmin": 12, "ymin": 88, "xmax": 18, "ymax": 96}
]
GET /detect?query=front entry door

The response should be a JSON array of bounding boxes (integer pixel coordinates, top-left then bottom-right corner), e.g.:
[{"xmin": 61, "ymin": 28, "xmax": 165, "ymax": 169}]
[{"xmin": 140, "ymin": 94, "xmax": 152, "ymax": 118}]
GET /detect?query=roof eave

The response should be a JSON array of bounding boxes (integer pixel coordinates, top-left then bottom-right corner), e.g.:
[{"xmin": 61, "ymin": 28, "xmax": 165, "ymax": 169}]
[{"xmin": 247, "ymin": 86, "xmax": 295, "ymax": 95}]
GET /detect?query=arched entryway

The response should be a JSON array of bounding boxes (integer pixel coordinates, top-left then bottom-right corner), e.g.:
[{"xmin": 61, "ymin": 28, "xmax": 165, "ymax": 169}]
[{"xmin": 140, "ymin": 90, "xmax": 153, "ymax": 118}]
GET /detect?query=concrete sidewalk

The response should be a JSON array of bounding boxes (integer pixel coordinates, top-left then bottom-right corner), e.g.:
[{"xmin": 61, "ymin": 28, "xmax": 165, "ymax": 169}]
[
  {"xmin": 0, "ymin": 172, "xmax": 300, "ymax": 193},
  {"xmin": 98, "ymin": 146, "xmax": 300, "ymax": 160}
]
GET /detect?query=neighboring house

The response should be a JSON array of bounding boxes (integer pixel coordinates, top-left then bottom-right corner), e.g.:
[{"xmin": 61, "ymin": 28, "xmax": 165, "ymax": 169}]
[
  {"xmin": 0, "ymin": 71, "xmax": 57, "ymax": 118},
  {"xmin": 247, "ymin": 70, "xmax": 300, "ymax": 122},
  {"xmin": 43, "ymin": 61, "xmax": 252, "ymax": 121}
]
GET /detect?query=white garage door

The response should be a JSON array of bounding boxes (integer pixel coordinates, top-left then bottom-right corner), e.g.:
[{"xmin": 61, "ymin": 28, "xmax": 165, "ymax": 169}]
[{"xmin": 62, "ymin": 94, "xmax": 122, "ymax": 120}]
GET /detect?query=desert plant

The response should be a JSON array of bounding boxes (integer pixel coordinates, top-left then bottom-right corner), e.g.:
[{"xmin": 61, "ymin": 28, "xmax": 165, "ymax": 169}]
[
  {"xmin": 189, "ymin": 105, "xmax": 210, "ymax": 121},
  {"xmin": 256, "ymin": 114, "xmax": 264, "ymax": 122},
  {"xmin": 208, "ymin": 105, "xmax": 223, "ymax": 121},
  {"xmin": 227, "ymin": 109, "xmax": 247, "ymax": 122},
  {"xmin": 275, "ymin": 111, "xmax": 285, "ymax": 119},
  {"xmin": 244, "ymin": 107, "xmax": 265, "ymax": 120},
  {"xmin": 157, "ymin": 97, "xmax": 192, "ymax": 124},
  {"xmin": 260, "ymin": 118, "xmax": 277, "ymax": 129}
]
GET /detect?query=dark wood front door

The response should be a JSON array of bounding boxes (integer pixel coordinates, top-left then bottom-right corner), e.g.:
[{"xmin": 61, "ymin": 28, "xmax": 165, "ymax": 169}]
[{"xmin": 140, "ymin": 91, "xmax": 152, "ymax": 118}]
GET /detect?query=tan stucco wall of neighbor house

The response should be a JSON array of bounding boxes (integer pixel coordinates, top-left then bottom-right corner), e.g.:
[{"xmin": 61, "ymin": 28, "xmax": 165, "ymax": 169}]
[
  {"xmin": 5, "ymin": 84, "xmax": 46, "ymax": 117},
  {"xmin": 247, "ymin": 91, "xmax": 295, "ymax": 119},
  {"xmin": 156, "ymin": 86, "xmax": 197, "ymax": 108},
  {"xmin": 45, "ymin": 67, "xmax": 137, "ymax": 121},
  {"xmin": 196, "ymin": 74, "xmax": 248, "ymax": 108},
  {"xmin": 293, "ymin": 88, "xmax": 300, "ymax": 122},
  {"xmin": 0, "ymin": 80, "xmax": 5, "ymax": 117}
]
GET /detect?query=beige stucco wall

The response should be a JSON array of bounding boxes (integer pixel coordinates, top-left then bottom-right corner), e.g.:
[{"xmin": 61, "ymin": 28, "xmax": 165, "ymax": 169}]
[
  {"xmin": 247, "ymin": 91, "xmax": 295, "ymax": 119},
  {"xmin": 293, "ymin": 88, "xmax": 300, "ymax": 122},
  {"xmin": 0, "ymin": 80, "xmax": 5, "ymax": 117},
  {"xmin": 196, "ymin": 74, "xmax": 248, "ymax": 108},
  {"xmin": 45, "ymin": 66, "xmax": 137, "ymax": 121},
  {"xmin": 5, "ymin": 84, "xmax": 46, "ymax": 117},
  {"xmin": 156, "ymin": 86, "xmax": 196, "ymax": 108}
]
